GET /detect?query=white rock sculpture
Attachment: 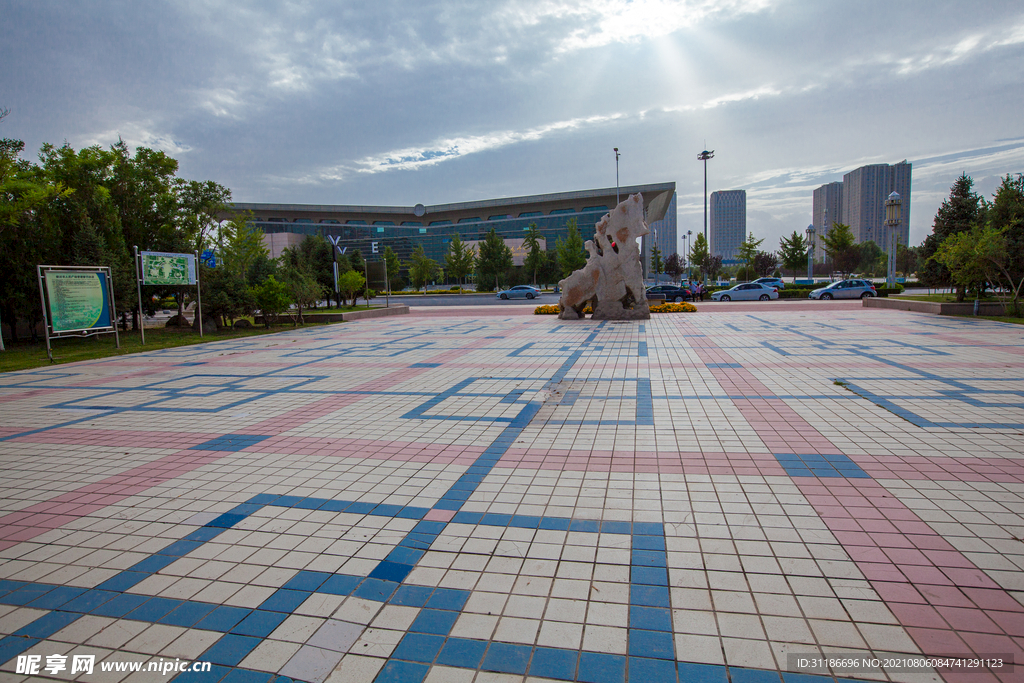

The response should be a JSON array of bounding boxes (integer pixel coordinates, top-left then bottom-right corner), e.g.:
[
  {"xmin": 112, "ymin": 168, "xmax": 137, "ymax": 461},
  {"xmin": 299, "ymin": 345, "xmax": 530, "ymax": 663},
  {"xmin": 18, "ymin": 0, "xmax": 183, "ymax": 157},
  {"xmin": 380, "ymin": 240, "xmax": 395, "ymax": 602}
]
[{"xmin": 557, "ymin": 193, "xmax": 650, "ymax": 320}]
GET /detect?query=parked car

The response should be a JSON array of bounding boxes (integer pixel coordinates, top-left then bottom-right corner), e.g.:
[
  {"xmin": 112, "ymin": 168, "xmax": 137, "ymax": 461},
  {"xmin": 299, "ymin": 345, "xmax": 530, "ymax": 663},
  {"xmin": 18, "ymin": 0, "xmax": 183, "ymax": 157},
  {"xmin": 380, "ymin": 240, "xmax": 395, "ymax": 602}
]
[
  {"xmin": 753, "ymin": 277, "xmax": 785, "ymax": 290},
  {"xmin": 808, "ymin": 279, "xmax": 877, "ymax": 300},
  {"xmin": 710, "ymin": 283, "xmax": 779, "ymax": 302},
  {"xmin": 497, "ymin": 285, "xmax": 542, "ymax": 300},
  {"xmin": 645, "ymin": 285, "xmax": 692, "ymax": 302}
]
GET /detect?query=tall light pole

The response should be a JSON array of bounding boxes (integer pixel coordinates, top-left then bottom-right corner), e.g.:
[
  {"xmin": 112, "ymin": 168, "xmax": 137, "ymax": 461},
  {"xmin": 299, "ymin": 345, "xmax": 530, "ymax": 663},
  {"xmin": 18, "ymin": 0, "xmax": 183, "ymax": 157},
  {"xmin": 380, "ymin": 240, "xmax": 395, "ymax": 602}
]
[
  {"xmin": 805, "ymin": 225, "xmax": 815, "ymax": 281},
  {"xmin": 697, "ymin": 149, "xmax": 714, "ymax": 285},
  {"xmin": 614, "ymin": 148, "xmax": 621, "ymax": 205},
  {"xmin": 884, "ymin": 191, "xmax": 902, "ymax": 288}
]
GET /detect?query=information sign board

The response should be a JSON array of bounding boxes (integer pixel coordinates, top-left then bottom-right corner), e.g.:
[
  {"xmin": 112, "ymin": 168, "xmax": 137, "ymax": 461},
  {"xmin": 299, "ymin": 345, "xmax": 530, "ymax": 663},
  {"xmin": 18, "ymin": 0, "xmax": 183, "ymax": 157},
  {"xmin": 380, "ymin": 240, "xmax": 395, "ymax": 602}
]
[
  {"xmin": 140, "ymin": 251, "xmax": 197, "ymax": 286},
  {"xmin": 43, "ymin": 270, "xmax": 114, "ymax": 333}
]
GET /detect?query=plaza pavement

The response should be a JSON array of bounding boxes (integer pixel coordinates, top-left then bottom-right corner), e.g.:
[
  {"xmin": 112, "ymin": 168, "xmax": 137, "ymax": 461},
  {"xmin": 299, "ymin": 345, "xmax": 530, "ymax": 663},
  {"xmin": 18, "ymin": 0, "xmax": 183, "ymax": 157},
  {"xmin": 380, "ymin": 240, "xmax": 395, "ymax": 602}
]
[{"xmin": 0, "ymin": 303, "xmax": 1022, "ymax": 683}]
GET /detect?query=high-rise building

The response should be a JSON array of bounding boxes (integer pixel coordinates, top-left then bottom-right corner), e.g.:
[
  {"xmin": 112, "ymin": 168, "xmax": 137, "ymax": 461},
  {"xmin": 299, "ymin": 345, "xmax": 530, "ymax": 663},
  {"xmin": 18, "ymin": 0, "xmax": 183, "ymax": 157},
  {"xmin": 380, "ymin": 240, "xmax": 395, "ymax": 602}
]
[
  {"xmin": 812, "ymin": 182, "xmax": 843, "ymax": 262},
  {"xmin": 842, "ymin": 161, "xmax": 912, "ymax": 247},
  {"xmin": 710, "ymin": 190, "xmax": 746, "ymax": 262},
  {"xmin": 643, "ymin": 192, "xmax": 677, "ymax": 277}
]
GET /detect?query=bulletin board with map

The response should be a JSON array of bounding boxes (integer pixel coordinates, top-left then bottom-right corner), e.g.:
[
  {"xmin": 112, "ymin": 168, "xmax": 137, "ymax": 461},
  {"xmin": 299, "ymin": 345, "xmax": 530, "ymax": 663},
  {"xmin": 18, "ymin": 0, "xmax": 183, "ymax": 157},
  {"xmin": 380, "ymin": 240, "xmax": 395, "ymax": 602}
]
[{"xmin": 140, "ymin": 251, "xmax": 197, "ymax": 286}]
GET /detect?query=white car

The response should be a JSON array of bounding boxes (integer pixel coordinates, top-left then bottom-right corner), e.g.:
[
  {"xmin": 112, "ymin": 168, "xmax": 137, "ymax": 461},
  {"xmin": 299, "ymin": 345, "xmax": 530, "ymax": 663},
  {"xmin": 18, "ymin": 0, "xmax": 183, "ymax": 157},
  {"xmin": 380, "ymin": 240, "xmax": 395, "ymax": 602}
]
[
  {"xmin": 809, "ymin": 279, "xmax": 877, "ymax": 299},
  {"xmin": 497, "ymin": 285, "xmax": 542, "ymax": 300},
  {"xmin": 711, "ymin": 283, "xmax": 779, "ymax": 302}
]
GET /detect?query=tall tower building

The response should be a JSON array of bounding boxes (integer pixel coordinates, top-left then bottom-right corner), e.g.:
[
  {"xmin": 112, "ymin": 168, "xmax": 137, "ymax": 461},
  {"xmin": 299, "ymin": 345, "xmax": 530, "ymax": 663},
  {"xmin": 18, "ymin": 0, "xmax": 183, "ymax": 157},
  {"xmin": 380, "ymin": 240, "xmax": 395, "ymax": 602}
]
[
  {"xmin": 842, "ymin": 161, "xmax": 912, "ymax": 247},
  {"xmin": 643, "ymin": 192, "xmax": 677, "ymax": 277},
  {"xmin": 710, "ymin": 190, "xmax": 746, "ymax": 262},
  {"xmin": 812, "ymin": 182, "xmax": 843, "ymax": 262}
]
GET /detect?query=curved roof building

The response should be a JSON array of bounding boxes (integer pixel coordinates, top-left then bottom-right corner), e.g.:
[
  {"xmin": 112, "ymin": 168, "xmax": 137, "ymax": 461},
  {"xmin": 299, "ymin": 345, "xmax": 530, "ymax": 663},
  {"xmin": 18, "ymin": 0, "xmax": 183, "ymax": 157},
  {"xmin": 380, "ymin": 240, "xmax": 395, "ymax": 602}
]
[{"xmin": 223, "ymin": 182, "xmax": 676, "ymax": 267}]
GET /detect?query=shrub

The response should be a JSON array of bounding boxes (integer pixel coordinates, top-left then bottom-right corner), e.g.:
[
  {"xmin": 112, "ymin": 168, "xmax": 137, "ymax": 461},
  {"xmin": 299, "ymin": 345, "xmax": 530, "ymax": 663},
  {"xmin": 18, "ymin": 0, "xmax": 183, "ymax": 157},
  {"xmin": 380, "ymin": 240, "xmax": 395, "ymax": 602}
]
[{"xmin": 534, "ymin": 304, "xmax": 559, "ymax": 315}]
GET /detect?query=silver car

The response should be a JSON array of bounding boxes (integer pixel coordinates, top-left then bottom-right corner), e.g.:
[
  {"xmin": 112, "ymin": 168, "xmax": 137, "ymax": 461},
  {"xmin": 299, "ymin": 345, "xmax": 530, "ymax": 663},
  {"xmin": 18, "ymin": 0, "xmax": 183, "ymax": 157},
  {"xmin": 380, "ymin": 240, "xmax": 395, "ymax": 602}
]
[
  {"xmin": 753, "ymin": 277, "xmax": 785, "ymax": 290},
  {"xmin": 711, "ymin": 282, "xmax": 779, "ymax": 302},
  {"xmin": 497, "ymin": 285, "xmax": 542, "ymax": 300},
  {"xmin": 809, "ymin": 279, "xmax": 877, "ymax": 300}
]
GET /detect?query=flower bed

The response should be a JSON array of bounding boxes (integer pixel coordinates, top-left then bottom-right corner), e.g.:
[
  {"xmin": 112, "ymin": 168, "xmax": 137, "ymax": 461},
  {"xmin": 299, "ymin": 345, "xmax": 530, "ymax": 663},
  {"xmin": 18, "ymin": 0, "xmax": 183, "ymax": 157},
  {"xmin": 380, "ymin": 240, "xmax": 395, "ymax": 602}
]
[{"xmin": 649, "ymin": 302, "xmax": 697, "ymax": 313}]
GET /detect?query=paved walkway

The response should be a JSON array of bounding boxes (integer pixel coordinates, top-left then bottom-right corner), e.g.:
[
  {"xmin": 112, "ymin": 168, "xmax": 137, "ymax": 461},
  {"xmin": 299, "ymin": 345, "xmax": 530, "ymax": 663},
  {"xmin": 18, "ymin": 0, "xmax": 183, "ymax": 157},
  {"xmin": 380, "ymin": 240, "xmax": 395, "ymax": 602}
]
[{"xmin": 1, "ymin": 307, "xmax": 1022, "ymax": 683}]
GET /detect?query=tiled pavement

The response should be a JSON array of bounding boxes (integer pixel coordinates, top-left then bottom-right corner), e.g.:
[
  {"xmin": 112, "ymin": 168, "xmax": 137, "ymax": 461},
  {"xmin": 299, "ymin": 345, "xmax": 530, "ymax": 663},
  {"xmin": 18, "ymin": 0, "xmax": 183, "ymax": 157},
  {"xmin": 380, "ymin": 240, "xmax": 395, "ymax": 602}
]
[{"xmin": 1, "ymin": 304, "xmax": 1023, "ymax": 683}]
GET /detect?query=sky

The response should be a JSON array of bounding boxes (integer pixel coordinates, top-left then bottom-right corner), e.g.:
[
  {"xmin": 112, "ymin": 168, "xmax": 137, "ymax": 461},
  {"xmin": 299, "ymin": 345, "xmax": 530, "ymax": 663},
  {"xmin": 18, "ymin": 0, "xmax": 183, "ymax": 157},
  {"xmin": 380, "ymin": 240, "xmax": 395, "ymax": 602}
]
[{"xmin": 3, "ymin": 0, "xmax": 1023, "ymax": 254}]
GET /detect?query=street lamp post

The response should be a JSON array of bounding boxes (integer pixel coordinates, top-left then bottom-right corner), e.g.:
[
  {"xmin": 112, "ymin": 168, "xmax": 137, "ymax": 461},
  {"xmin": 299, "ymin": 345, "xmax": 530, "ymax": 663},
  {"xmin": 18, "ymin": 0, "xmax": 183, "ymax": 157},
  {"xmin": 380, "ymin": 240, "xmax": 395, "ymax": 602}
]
[
  {"xmin": 805, "ymin": 225, "xmax": 815, "ymax": 281},
  {"xmin": 697, "ymin": 149, "xmax": 714, "ymax": 285},
  {"xmin": 614, "ymin": 148, "xmax": 620, "ymax": 205},
  {"xmin": 686, "ymin": 229, "xmax": 693, "ymax": 281},
  {"xmin": 884, "ymin": 191, "xmax": 902, "ymax": 288}
]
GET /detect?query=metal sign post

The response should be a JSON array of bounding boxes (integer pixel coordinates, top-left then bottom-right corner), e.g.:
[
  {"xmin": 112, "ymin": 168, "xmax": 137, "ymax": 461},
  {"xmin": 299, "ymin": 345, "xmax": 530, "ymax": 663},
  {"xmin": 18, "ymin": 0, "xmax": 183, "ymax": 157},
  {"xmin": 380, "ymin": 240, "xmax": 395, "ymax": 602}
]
[
  {"xmin": 195, "ymin": 251, "xmax": 203, "ymax": 338},
  {"xmin": 134, "ymin": 246, "xmax": 145, "ymax": 345}
]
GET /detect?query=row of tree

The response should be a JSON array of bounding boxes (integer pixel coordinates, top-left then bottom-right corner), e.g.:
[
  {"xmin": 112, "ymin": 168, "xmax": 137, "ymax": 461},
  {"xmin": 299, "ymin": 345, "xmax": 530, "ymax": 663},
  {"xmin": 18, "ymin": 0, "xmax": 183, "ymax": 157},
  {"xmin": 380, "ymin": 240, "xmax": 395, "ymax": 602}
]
[{"xmin": 922, "ymin": 173, "xmax": 1024, "ymax": 313}]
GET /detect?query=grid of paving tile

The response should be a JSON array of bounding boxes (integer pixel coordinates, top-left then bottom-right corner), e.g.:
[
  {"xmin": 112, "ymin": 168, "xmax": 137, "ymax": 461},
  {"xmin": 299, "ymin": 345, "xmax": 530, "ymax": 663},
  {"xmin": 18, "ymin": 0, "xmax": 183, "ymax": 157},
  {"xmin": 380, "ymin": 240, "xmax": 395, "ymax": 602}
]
[{"xmin": 1, "ymin": 306, "xmax": 1023, "ymax": 683}]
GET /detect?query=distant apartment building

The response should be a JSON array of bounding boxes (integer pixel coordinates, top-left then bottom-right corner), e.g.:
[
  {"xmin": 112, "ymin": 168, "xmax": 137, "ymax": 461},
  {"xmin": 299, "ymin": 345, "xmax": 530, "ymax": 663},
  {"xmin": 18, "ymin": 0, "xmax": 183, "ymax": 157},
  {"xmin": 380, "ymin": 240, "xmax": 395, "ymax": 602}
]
[
  {"xmin": 643, "ymin": 192, "xmax": 677, "ymax": 275},
  {"xmin": 811, "ymin": 182, "xmax": 843, "ymax": 262},
  {"xmin": 710, "ymin": 190, "xmax": 746, "ymax": 262},
  {"xmin": 843, "ymin": 161, "xmax": 912, "ymax": 247},
  {"xmin": 810, "ymin": 161, "xmax": 912, "ymax": 261}
]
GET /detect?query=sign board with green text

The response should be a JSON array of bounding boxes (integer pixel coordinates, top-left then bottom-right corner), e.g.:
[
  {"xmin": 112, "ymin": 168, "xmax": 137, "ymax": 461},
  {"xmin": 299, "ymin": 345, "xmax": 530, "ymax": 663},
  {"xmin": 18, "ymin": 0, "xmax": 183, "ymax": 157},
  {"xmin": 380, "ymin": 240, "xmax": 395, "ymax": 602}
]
[
  {"xmin": 140, "ymin": 251, "xmax": 197, "ymax": 286},
  {"xmin": 37, "ymin": 265, "xmax": 120, "ymax": 361}
]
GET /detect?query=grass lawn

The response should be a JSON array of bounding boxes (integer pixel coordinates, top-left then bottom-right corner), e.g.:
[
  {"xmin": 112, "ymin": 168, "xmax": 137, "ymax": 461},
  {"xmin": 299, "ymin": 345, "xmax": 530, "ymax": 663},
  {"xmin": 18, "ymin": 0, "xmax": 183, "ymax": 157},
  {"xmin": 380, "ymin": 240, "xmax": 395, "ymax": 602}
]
[
  {"xmin": 0, "ymin": 320, "xmax": 339, "ymax": 373},
  {"xmin": 892, "ymin": 293, "xmax": 1013, "ymax": 303}
]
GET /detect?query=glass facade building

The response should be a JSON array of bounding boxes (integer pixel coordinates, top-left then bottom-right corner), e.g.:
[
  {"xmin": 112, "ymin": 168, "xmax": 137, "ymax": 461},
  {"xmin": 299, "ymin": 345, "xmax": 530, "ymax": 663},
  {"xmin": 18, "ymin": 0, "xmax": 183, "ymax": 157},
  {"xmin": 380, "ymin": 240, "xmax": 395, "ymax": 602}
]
[
  {"xmin": 225, "ymin": 183, "xmax": 677, "ymax": 268},
  {"xmin": 710, "ymin": 190, "xmax": 746, "ymax": 263}
]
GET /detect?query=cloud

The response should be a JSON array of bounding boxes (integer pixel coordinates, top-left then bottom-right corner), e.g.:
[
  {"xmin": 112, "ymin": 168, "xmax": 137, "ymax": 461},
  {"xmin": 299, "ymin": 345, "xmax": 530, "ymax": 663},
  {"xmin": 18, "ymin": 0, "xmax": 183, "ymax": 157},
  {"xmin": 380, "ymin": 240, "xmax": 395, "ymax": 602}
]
[
  {"xmin": 550, "ymin": 0, "xmax": 775, "ymax": 52},
  {"xmin": 284, "ymin": 112, "xmax": 628, "ymax": 184},
  {"xmin": 76, "ymin": 122, "xmax": 193, "ymax": 156}
]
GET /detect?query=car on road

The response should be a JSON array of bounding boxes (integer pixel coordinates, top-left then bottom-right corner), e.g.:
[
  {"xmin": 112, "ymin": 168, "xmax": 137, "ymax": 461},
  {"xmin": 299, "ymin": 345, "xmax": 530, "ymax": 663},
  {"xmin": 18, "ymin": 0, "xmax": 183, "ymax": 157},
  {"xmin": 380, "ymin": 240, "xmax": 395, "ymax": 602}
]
[
  {"xmin": 710, "ymin": 282, "xmax": 779, "ymax": 302},
  {"xmin": 808, "ymin": 279, "xmax": 877, "ymax": 299},
  {"xmin": 645, "ymin": 284, "xmax": 692, "ymax": 302},
  {"xmin": 753, "ymin": 277, "xmax": 786, "ymax": 290},
  {"xmin": 497, "ymin": 285, "xmax": 542, "ymax": 300}
]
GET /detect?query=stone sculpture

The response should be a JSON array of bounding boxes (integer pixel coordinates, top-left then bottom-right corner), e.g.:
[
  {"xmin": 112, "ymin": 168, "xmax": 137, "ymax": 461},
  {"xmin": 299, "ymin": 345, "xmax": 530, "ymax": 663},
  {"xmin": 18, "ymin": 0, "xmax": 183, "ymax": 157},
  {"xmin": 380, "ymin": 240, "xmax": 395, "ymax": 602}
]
[{"xmin": 557, "ymin": 193, "xmax": 650, "ymax": 320}]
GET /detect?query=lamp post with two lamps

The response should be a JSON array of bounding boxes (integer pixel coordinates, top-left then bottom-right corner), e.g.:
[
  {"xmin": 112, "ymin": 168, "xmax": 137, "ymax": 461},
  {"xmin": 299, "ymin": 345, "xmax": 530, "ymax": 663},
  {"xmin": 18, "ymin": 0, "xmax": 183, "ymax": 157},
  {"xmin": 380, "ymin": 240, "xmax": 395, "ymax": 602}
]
[{"xmin": 697, "ymin": 149, "xmax": 714, "ymax": 286}]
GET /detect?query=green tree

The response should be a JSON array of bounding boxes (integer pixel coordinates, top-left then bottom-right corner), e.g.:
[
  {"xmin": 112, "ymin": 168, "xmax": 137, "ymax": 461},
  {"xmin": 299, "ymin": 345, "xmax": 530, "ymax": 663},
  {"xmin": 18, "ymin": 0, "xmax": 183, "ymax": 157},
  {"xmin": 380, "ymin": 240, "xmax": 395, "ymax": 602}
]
[
  {"xmin": 689, "ymin": 233, "xmax": 710, "ymax": 281},
  {"xmin": 252, "ymin": 275, "xmax": 292, "ymax": 328},
  {"xmin": 383, "ymin": 245, "xmax": 403, "ymax": 292},
  {"xmin": 982, "ymin": 174, "xmax": 1024, "ymax": 314},
  {"xmin": 650, "ymin": 245, "xmax": 663, "ymax": 278},
  {"xmin": 407, "ymin": 244, "xmax": 439, "ymax": 293},
  {"xmin": 337, "ymin": 269, "xmax": 366, "ymax": 306},
  {"xmin": 778, "ymin": 231, "xmax": 807, "ymax": 278},
  {"xmin": 201, "ymin": 264, "xmax": 256, "ymax": 327},
  {"xmin": 477, "ymin": 227, "xmax": 514, "ymax": 291},
  {"xmin": 108, "ymin": 140, "xmax": 179, "ymax": 256},
  {"xmin": 444, "ymin": 233, "xmax": 475, "ymax": 292},
  {"xmin": 280, "ymin": 264, "xmax": 323, "ymax": 325},
  {"xmin": 856, "ymin": 240, "xmax": 885, "ymax": 276},
  {"xmin": 555, "ymin": 218, "xmax": 586, "ymax": 279},
  {"xmin": 248, "ymin": 252, "xmax": 278, "ymax": 286},
  {"xmin": 219, "ymin": 211, "xmax": 269, "ymax": 283},
  {"xmin": 929, "ymin": 228, "xmax": 989, "ymax": 301},
  {"xmin": 348, "ymin": 248, "xmax": 364, "ymax": 276},
  {"xmin": 174, "ymin": 179, "xmax": 231, "ymax": 252},
  {"xmin": 737, "ymin": 232, "xmax": 764, "ymax": 279},
  {"xmin": 822, "ymin": 223, "xmax": 859, "ymax": 278},
  {"xmin": 523, "ymin": 223, "xmax": 544, "ymax": 286},
  {"xmin": 920, "ymin": 174, "xmax": 982, "ymax": 297}
]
